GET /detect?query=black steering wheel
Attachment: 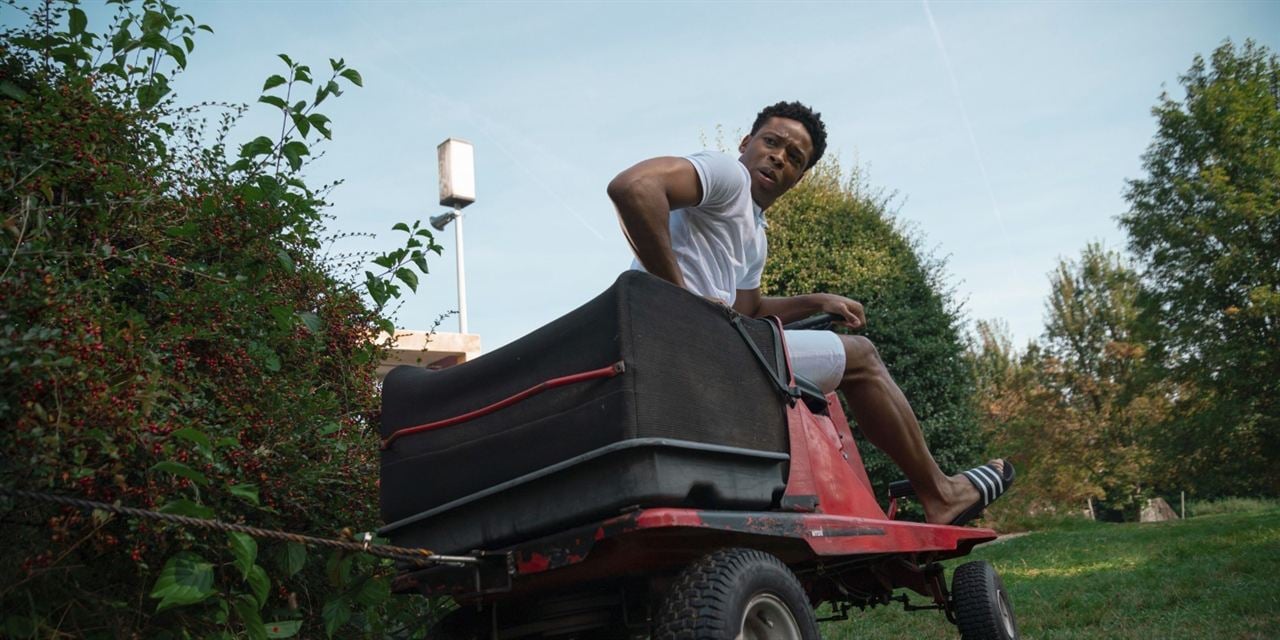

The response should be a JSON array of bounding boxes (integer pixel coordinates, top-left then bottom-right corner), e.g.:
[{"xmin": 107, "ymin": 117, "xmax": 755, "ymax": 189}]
[{"xmin": 782, "ymin": 312, "xmax": 846, "ymax": 332}]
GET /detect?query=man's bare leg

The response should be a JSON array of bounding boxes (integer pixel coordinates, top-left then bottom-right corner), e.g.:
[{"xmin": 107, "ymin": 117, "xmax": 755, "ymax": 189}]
[{"xmin": 836, "ymin": 335, "xmax": 1003, "ymax": 524}]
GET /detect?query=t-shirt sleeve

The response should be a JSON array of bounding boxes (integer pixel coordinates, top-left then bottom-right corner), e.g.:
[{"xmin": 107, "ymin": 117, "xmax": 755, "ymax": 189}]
[{"xmin": 684, "ymin": 151, "xmax": 747, "ymax": 212}]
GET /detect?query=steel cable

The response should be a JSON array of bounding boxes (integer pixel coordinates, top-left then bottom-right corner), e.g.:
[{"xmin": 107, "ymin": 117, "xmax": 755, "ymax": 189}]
[{"xmin": 0, "ymin": 487, "xmax": 479, "ymax": 567}]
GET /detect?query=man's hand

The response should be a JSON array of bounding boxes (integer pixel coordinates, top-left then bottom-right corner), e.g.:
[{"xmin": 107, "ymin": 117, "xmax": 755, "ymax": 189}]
[{"xmin": 818, "ymin": 293, "xmax": 865, "ymax": 331}]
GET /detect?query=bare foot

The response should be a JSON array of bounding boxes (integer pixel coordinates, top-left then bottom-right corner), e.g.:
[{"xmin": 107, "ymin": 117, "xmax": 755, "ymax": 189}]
[{"xmin": 920, "ymin": 459, "xmax": 1006, "ymax": 525}]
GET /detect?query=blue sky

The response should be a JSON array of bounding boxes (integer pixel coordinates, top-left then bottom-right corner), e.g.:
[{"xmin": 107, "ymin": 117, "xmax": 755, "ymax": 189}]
[{"xmin": 22, "ymin": 1, "xmax": 1280, "ymax": 351}]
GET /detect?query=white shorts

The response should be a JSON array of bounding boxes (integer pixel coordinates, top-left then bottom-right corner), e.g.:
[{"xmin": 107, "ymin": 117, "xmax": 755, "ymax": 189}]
[{"xmin": 783, "ymin": 330, "xmax": 846, "ymax": 393}]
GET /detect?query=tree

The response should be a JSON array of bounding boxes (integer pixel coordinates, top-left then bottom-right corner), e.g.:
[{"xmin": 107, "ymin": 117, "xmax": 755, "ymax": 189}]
[
  {"xmin": 1040, "ymin": 244, "xmax": 1165, "ymax": 514},
  {"xmin": 969, "ymin": 245, "xmax": 1173, "ymax": 521},
  {"xmin": 1121, "ymin": 39, "xmax": 1280, "ymax": 496},
  {"xmin": 968, "ymin": 321, "xmax": 1094, "ymax": 517},
  {"xmin": 0, "ymin": 1, "xmax": 439, "ymax": 636},
  {"xmin": 763, "ymin": 160, "xmax": 983, "ymax": 502}
]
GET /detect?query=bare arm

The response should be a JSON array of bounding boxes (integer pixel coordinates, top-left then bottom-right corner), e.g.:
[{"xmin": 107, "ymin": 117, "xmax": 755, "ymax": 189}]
[
  {"xmin": 734, "ymin": 288, "xmax": 866, "ymax": 330},
  {"xmin": 608, "ymin": 157, "xmax": 703, "ymax": 289}
]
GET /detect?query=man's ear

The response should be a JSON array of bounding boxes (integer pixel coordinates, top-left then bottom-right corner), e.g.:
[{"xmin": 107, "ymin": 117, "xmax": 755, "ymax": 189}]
[{"xmin": 738, "ymin": 134, "xmax": 751, "ymax": 153}]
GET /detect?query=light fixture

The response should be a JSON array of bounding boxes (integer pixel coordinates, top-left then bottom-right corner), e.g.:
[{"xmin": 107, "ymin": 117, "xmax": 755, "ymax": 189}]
[{"xmin": 434, "ymin": 138, "xmax": 476, "ymax": 334}]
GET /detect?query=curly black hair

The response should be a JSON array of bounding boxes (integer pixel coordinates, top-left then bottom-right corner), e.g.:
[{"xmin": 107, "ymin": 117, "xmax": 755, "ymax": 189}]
[{"xmin": 750, "ymin": 101, "xmax": 827, "ymax": 169}]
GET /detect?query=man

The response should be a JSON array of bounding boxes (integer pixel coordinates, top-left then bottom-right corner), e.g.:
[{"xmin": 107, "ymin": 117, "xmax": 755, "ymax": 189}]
[{"xmin": 609, "ymin": 101, "xmax": 1012, "ymax": 526}]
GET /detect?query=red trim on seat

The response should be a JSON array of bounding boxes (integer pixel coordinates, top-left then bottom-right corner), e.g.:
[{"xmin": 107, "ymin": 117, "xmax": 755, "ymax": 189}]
[{"xmin": 380, "ymin": 361, "xmax": 627, "ymax": 449}]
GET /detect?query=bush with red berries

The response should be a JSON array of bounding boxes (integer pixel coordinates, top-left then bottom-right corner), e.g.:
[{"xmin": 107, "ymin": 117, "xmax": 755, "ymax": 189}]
[{"xmin": 1, "ymin": 1, "xmax": 442, "ymax": 637}]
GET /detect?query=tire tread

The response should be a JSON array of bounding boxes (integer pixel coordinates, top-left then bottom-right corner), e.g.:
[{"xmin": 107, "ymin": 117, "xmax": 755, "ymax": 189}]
[
  {"xmin": 654, "ymin": 548, "xmax": 815, "ymax": 639},
  {"xmin": 952, "ymin": 560, "xmax": 1017, "ymax": 640}
]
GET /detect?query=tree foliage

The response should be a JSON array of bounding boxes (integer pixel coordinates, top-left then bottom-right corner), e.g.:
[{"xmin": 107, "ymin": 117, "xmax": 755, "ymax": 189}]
[
  {"xmin": 762, "ymin": 160, "xmax": 983, "ymax": 500},
  {"xmin": 0, "ymin": 1, "xmax": 440, "ymax": 636},
  {"xmin": 972, "ymin": 246, "xmax": 1170, "ymax": 519},
  {"xmin": 1121, "ymin": 39, "xmax": 1280, "ymax": 496}
]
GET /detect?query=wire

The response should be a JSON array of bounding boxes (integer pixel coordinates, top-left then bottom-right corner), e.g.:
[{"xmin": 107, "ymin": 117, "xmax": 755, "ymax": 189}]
[{"xmin": 0, "ymin": 487, "xmax": 479, "ymax": 567}]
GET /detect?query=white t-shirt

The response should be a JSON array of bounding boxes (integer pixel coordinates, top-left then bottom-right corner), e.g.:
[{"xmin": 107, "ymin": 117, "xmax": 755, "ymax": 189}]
[{"xmin": 629, "ymin": 151, "xmax": 767, "ymax": 305}]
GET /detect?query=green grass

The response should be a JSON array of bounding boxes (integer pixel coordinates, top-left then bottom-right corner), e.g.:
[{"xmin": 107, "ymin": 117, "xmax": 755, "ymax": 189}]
[
  {"xmin": 819, "ymin": 506, "xmax": 1280, "ymax": 639},
  {"xmin": 1187, "ymin": 497, "xmax": 1279, "ymax": 518}
]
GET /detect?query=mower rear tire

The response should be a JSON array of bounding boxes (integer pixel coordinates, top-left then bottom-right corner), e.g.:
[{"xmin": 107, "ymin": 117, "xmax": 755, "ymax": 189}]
[
  {"xmin": 654, "ymin": 547, "xmax": 818, "ymax": 640},
  {"xmin": 951, "ymin": 560, "xmax": 1020, "ymax": 640}
]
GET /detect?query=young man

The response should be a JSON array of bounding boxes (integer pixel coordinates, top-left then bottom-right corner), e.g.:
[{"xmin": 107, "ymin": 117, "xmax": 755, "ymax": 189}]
[{"xmin": 609, "ymin": 101, "xmax": 1012, "ymax": 526}]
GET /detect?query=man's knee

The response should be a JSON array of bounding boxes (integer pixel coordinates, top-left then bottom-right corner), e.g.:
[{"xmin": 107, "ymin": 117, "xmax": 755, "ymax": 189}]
[{"xmin": 840, "ymin": 334, "xmax": 884, "ymax": 374}]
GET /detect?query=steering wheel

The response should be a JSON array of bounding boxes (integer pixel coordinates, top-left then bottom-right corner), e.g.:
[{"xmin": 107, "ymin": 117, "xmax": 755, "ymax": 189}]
[{"xmin": 782, "ymin": 312, "xmax": 846, "ymax": 332}]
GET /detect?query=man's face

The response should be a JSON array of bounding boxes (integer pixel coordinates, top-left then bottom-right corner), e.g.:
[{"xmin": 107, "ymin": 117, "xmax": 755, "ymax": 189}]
[{"xmin": 738, "ymin": 116, "xmax": 814, "ymax": 208}]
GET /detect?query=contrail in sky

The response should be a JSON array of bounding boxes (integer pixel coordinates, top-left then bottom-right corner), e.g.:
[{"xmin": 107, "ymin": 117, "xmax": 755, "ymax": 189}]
[{"xmin": 922, "ymin": 0, "xmax": 1012, "ymax": 248}]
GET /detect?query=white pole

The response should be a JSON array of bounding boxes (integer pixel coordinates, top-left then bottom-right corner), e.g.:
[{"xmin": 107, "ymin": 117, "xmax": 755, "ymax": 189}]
[{"xmin": 454, "ymin": 209, "xmax": 467, "ymax": 334}]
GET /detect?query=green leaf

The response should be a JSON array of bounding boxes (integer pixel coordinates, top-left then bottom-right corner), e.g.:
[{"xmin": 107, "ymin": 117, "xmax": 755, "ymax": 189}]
[
  {"xmin": 307, "ymin": 113, "xmax": 332, "ymax": 139},
  {"xmin": 258, "ymin": 95, "xmax": 287, "ymax": 110},
  {"xmin": 139, "ymin": 31, "xmax": 168, "ymax": 51},
  {"xmin": 168, "ymin": 43, "xmax": 187, "ymax": 70},
  {"xmin": 270, "ymin": 306, "xmax": 294, "ymax": 330},
  {"xmin": 152, "ymin": 460, "xmax": 208, "ymax": 486},
  {"xmin": 262, "ymin": 74, "xmax": 287, "ymax": 91},
  {"xmin": 411, "ymin": 252, "xmax": 430, "ymax": 274},
  {"xmin": 265, "ymin": 620, "xmax": 301, "ymax": 638},
  {"xmin": 150, "ymin": 552, "xmax": 214, "ymax": 611},
  {"xmin": 229, "ymin": 481, "xmax": 258, "ymax": 506},
  {"xmin": 136, "ymin": 81, "xmax": 170, "ymax": 110},
  {"xmin": 228, "ymin": 532, "xmax": 257, "ymax": 579},
  {"xmin": 0, "ymin": 81, "xmax": 29, "ymax": 102},
  {"xmin": 339, "ymin": 68, "xmax": 363, "ymax": 87},
  {"xmin": 392, "ymin": 222, "xmax": 411, "ymax": 233},
  {"xmin": 234, "ymin": 594, "xmax": 267, "ymax": 640},
  {"xmin": 247, "ymin": 564, "xmax": 270, "ymax": 607},
  {"xmin": 261, "ymin": 350, "xmax": 281, "ymax": 372},
  {"xmin": 229, "ymin": 483, "xmax": 260, "ymax": 505},
  {"xmin": 277, "ymin": 53, "xmax": 293, "ymax": 67},
  {"xmin": 290, "ymin": 112, "xmax": 310, "ymax": 138},
  {"xmin": 281, "ymin": 141, "xmax": 309, "ymax": 171},
  {"xmin": 69, "ymin": 8, "xmax": 88, "ymax": 35},
  {"xmin": 296, "ymin": 311, "xmax": 322, "ymax": 334},
  {"xmin": 158, "ymin": 499, "xmax": 213, "ymax": 519},
  {"xmin": 282, "ymin": 542, "xmax": 305, "ymax": 577},
  {"xmin": 240, "ymin": 136, "xmax": 274, "ymax": 159},
  {"xmin": 354, "ymin": 575, "xmax": 390, "ymax": 606},
  {"xmin": 321, "ymin": 597, "xmax": 350, "ymax": 638},
  {"xmin": 110, "ymin": 21, "xmax": 132, "ymax": 54},
  {"xmin": 171, "ymin": 427, "xmax": 211, "ymax": 456},
  {"xmin": 293, "ymin": 65, "xmax": 312, "ymax": 84},
  {"xmin": 275, "ymin": 249, "xmax": 296, "ymax": 273},
  {"xmin": 395, "ymin": 268, "xmax": 419, "ymax": 293},
  {"xmin": 142, "ymin": 9, "xmax": 169, "ymax": 33}
]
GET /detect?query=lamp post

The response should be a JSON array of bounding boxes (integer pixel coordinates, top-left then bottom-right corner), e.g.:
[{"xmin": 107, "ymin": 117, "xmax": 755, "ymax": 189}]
[{"xmin": 429, "ymin": 138, "xmax": 475, "ymax": 334}]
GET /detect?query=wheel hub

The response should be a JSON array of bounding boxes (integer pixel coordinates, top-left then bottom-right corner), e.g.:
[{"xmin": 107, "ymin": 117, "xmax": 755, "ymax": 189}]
[{"xmin": 738, "ymin": 593, "xmax": 802, "ymax": 640}]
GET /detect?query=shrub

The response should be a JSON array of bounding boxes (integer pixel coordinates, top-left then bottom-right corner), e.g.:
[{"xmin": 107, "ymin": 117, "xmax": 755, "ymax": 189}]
[
  {"xmin": 762, "ymin": 160, "xmax": 983, "ymax": 510},
  {"xmin": 1, "ymin": 1, "xmax": 438, "ymax": 636}
]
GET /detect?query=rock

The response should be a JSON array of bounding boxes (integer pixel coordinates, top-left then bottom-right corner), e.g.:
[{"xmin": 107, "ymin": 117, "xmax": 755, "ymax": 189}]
[{"xmin": 1140, "ymin": 497, "xmax": 1179, "ymax": 522}]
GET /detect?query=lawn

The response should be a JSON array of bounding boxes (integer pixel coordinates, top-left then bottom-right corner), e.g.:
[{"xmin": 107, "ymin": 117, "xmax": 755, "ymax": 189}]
[{"xmin": 819, "ymin": 505, "xmax": 1280, "ymax": 639}]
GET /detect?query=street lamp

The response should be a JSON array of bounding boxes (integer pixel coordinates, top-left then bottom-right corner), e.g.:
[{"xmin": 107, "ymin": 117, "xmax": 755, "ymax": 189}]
[{"xmin": 430, "ymin": 138, "xmax": 475, "ymax": 334}]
